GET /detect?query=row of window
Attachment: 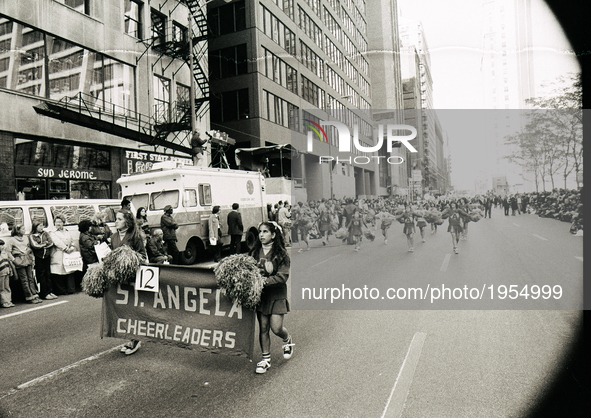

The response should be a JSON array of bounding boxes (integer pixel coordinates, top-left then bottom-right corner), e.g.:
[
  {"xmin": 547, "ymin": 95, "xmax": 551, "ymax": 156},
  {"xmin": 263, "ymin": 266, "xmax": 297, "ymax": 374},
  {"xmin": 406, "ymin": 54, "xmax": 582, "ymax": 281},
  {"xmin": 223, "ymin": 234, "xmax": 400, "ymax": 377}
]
[
  {"xmin": 0, "ymin": 16, "xmax": 136, "ymax": 115},
  {"xmin": 210, "ymin": 44, "xmax": 248, "ymax": 80},
  {"xmin": 262, "ymin": 90, "xmax": 299, "ymax": 130},
  {"xmin": 210, "ymin": 88, "xmax": 250, "ymax": 123},
  {"xmin": 262, "ymin": 47, "xmax": 298, "ymax": 94},
  {"xmin": 261, "ymin": 5, "xmax": 297, "ymax": 56},
  {"xmin": 298, "ymin": 6, "xmax": 322, "ymax": 49},
  {"xmin": 300, "ymin": 41, "xmax": 324, "ymax": 80}
]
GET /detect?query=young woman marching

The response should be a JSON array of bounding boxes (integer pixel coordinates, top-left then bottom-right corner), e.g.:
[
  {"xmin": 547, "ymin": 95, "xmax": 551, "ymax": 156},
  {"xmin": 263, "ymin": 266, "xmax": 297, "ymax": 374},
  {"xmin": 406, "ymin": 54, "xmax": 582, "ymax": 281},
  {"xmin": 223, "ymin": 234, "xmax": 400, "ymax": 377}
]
[
  {"xmin": 249, "ymin": 221, "xmax": 294, "ymax": 374},
  {"xmin": 377, "ymin": 210, "xmax": 393, "ymax": 245},
  {"xmin": 347, "ymin": 209, "xmax": 366, "ymax": 252},
  {"xmin": 396, "ymin": 207, "xmax": 416, "ymax": 252},
  {"xmin": 458, "ymin": 198, "xmax": 470, "ymax": 240},
  {"xmin": 441, "ymin": 202, "xmax": 468, "ymax": 254},
  {"xmin": 415, "ymin": 205, "xmax": 428, "ymax": 243}
]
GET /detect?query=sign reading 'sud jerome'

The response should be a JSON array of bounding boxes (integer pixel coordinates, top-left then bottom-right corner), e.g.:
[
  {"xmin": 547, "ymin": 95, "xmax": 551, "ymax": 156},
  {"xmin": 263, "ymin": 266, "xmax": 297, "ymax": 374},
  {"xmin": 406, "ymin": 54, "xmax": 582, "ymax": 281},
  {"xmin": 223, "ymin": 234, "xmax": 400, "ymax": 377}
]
[{"xmin": 101, "ymin": 265, "xmax": 256, "ymax": 358}]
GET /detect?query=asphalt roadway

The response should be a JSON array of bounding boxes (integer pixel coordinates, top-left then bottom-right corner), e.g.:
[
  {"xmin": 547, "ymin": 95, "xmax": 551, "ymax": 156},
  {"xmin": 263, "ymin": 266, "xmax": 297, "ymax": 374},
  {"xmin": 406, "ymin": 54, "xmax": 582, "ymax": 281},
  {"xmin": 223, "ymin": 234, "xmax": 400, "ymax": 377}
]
[{"xmin": 0, "ymin": 208, "xmax": 584, "ymax": 417}]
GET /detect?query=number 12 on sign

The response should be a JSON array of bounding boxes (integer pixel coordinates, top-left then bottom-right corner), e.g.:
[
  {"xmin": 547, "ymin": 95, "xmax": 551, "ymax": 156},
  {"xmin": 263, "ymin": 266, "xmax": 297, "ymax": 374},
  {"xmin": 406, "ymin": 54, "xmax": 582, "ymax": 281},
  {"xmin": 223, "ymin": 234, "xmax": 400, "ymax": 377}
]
[{"xmin": 135, "ymin": 265, "xmax": 160, "ymax": 293}]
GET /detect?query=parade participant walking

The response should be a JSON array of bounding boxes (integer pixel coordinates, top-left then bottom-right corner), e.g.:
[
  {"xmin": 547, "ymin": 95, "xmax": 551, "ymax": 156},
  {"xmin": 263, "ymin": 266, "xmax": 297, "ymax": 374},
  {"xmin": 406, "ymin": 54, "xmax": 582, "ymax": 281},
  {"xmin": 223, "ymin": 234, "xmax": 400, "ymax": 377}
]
[
  {"xmin": 49, "ymin": 216, "xmax": 77, "ymax": 295},
  {"xmin": 347, "ymin": 209, "xmax": 366, "ymax": 252},
  {"xmin": 458, "ymin": 199, "xmax": 471, "ymax": 240},
  {"xmin": 484, "ymin": 196, "xmax": 492, "ymax": 219},
  {"xmin": 249, "ymin": 221, "xmax": 293, "ymax": 374},
  {"xmin": 146, "ymin": 229, "xmax": 173, "ymax": 264},
  {"xmin": 318, "ymin": 203, "xmax": 332, "ymax": 246},
  {"xmin": 29, "ymin": 220, "xmax": 57, "ymax": 300},
  {"xmin": 397, "ymin": 207, "xmax": 416, "ymax": 252},
  {"xmin": 442, "ymin": 202, "xmax": 468, "ymax": 254},
  {"xmin": 415, "ymin": 206, "xmax": 428, "ymax": 243},
  {"xmin": 6, "ymin": 224, "xmax": 41, "ymax": 303},
  {"xmin": 227, "ymin": 203, "xmax": 244, "ymax": 254},
  {"xmin": 295, "ymin": 202, "xmax": 311, "ymax": 252},
  {"xmin": 377, "ymin": 210, "xmax": 393, "ymax": 244},
  {"xmin": 160, "ymin": 205, "xmax": 179, "ymax": 264},
  {"xmin": 208, "ymin": 206, "xmax": 223, "ymax": 262},
  {"xmin": 112, "ymin": 210, "xmax": 147, "ymax": 355}
]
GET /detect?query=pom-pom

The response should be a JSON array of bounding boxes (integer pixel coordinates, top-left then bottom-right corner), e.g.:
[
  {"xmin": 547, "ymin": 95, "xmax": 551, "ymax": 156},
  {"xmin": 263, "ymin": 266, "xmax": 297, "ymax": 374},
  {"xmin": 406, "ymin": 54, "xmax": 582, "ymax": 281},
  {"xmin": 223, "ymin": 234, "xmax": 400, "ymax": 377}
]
[
  {"xmin": 363, "ymin": 229, "xmax": 375, "ymax": 241},
  {"xmin": 334, "ymin": 227, "xmax": 349, "ymax": 239},
  {"xmin": 214, "ymin": 254, "xmax": 266, "ymax": 310},
  {"xmin": 101, "ymin": 245, "xmax": 143, "ymax": 286},
  {"xmin": 81, "ymin": 263, "xmax": 107, "ymax": 298}
]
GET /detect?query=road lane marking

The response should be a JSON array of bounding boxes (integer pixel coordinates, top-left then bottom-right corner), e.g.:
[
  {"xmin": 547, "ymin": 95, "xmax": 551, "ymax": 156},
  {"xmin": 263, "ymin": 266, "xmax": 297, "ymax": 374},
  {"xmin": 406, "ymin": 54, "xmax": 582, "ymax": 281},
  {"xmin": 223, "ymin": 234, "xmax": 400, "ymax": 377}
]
[
  {"xmin": 310, "ymin": 253, "xmax": 342, "ymax": 268},
  {"xmin": 0, "ymin": 345, "xmax": 124, "ymax": 400},
  {"xmin": 512, "ymin": 223, "xmax": 520, "ymax": 227},
  {"xmin": 0, "ymin": 300, "xmax": 69, "ymax": 320},
  {"xmin": 440, "ymin": 254, "xmax": 451, "ymax": 272},
  {"xmin": 381, "ymin": 332, "xmax": 427, "ymax": 418},
  {"xmin": 532, "ymin": 234, "xmax": 548, "ymax": 241},
  {"xmin": 575, "ymin": 256, "xmax": 583, "ymax": 262}
]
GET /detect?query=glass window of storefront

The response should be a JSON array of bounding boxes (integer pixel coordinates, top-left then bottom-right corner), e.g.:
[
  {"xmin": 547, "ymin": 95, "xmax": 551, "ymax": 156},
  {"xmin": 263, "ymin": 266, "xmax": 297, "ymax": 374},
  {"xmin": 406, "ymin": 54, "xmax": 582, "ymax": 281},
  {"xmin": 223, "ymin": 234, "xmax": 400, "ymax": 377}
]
[
  {"xmin": 0, "ymin": 15, "xmax": 136, "ymax": 117},
  {"xmin": 14, "ymin": 139, "xmax": 112, "ymax": 200}
]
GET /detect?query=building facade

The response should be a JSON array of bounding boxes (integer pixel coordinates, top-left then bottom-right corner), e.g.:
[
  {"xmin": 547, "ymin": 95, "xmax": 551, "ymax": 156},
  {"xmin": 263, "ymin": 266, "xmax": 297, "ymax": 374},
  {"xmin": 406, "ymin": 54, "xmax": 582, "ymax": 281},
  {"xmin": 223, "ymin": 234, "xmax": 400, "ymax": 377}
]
[
  {"xmin": 208, "ymin": 0, "xmax": 376, "ymax": 202},
  {"xmin": 0, "ymin": 0, "xmax": 207, "ymax": 201}
]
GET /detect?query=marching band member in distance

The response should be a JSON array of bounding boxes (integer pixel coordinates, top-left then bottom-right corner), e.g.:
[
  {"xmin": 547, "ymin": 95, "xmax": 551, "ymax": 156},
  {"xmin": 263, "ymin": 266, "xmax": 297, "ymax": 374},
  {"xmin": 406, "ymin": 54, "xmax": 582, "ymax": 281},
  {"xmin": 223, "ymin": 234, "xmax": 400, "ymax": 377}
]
[{"xmin": 249, "ymin": 221, "xmax": 294, "ymax": 374}]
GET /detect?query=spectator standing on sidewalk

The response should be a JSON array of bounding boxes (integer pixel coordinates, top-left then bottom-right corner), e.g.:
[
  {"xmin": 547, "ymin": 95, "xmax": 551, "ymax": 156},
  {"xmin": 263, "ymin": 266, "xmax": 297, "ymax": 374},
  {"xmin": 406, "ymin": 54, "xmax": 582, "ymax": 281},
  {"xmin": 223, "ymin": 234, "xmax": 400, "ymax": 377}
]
[
  {"xmin": 160, "ymin": 205, "xmax": 179, "ymax": 264},
  {"xmin": 277, "ymin": 201, "xmax": 291, "ymax": 247},
  {"xmin": 227, "ymin": 203, "xmax": 243, "ymax": 254},
  {"xmin": 6, "ymin": 224, "xmax": 41, "ymax": 303},
  {"xmin": 208, "ymin": 206, "xmax": 223, "ymax": 262},
  {"xmin": 29, "ymin": 220, "xmax": 57, "ymax": 300},
  {"xmin": 0, "ymin": 239, "xmax": 16, "ymax": 308}
]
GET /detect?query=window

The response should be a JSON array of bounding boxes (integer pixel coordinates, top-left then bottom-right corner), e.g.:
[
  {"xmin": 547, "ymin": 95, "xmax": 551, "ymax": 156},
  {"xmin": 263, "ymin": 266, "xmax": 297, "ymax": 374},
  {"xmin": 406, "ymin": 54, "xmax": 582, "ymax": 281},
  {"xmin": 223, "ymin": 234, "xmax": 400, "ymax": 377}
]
[
  {"xmin": 210, "ymin": 89, "xmax": 249, "ymax": 123},
  {"xmin": 301, "ymin": 76, "xmax": 325, "ymax": 108},
  {"xmin": 263, "ymin": 90, "xmax": 298, "ymax": 129},
  {"xmin": 262, "ymin": 47, "xmax": 298, "ymax": 94},
  {"xmin": 300, "ymin": 41, "xmax": 324, "ymax": 80},
  {"xmin": 14, "ymin": 139, "xmax": 111, "ymax": 170},
  {"xmin": 198, "ymin": 184, "xmax": 212, "ymax": 206},
  {"xmin": 172, "ymin": 22, "xmax": 187, "ymax": 44},
  {"xmin": 29, "ymin": 208, "xmax": 48, "ymax": 227},
  {"xmin": 150, "ymin": 190, "xmax": 179, "ymax": 211},
  {"xmin": 183, "ymin": 189, "xmax": 198, "ymax": 207},
  {"xmin": 124, "ymin": 0, "xmax": 142, "ymax": 38},
  {"xmin": 298, "ymin": 6, "xmax": 322, "ymax": 48},
  {"xmin": 123, "ymin": 194, "xmax": 149, "ymax": 212},
  {"xmin": 209, "ymin": 0, "xmax": 246, "ymax": 36},
  {"xmin": 151, "ymin": 9, "xmax": 166, "ymax": 46},
  {"xmin": 51, "ymin": 205, "xmax": 95, "ymax": 226},
  {"xmin": 65, "ymin": 0, "xmax": 90, "ymax": 15},
  {"xmin": 261, "ymin": 6, "xmax": 297, "ymax": 56},
  {"xmin": 210, "ymin": 44, "xmax": 248, "ymax": 80},
  {"xmin": 153, "ymin": 75, "xmax": 170, "ymax": 123},
  {"xmin": 0, "ymin": 207, "xmax": 24, "ymax": 231}
]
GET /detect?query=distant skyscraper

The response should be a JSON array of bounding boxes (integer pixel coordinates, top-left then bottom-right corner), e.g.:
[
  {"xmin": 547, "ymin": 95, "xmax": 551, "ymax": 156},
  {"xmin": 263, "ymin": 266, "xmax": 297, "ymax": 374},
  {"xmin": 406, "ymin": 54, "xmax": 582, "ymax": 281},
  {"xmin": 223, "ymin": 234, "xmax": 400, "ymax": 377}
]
[{"xmin": 480, "ymin": 0, "xmax": 535, "ymax": 192}]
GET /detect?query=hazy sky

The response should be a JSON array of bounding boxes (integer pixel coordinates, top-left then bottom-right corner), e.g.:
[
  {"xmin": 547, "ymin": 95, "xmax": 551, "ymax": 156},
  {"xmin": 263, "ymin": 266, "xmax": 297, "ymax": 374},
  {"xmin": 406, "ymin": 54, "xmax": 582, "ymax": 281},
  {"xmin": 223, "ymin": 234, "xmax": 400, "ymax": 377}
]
[{"xmin": 395, "ymin": 0, "xmax": 580, "ymax": 190}]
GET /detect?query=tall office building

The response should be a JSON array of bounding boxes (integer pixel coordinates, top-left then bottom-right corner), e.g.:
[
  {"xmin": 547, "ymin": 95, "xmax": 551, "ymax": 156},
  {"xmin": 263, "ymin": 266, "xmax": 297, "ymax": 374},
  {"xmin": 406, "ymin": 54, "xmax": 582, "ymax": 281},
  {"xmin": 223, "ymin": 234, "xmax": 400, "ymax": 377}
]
[
  {"xmin": 366, "ymin": 0, "xmax": 407, "ymax": 197},
  {"xmin": 399, "ymin": 19, "xmax": 447, "ymax": 194},
  {"xmin": 208, "ymin": 0, "xmax": 376, "ymax": 201},
  {"xmin": 480, "ymin": 0, "xmax": 535, "ymax": 192},
  {"xmin": 0, "ymin": 0, "xmax": 209, "ymax": 201}
]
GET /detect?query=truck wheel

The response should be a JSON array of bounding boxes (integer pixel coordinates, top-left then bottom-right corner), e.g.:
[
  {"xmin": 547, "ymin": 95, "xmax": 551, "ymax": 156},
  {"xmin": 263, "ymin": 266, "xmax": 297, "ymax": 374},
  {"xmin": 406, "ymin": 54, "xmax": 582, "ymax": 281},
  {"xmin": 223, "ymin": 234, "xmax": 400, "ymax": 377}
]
[
  {"xmin": 179, "ymin": 240, "xmax": 201, "ymax": 265},
  {"xmin": 245, "ymin": 229, "xmax": 258, "ymax": 251}
]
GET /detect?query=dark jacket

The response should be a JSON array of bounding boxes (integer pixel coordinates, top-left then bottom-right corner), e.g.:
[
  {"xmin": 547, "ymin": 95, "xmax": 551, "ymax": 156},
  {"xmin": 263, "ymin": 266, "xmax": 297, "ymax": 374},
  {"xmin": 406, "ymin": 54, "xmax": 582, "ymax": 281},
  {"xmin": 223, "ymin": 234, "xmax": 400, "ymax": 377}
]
[
  {"xmin": 111, "ymin": 230, "xmax": 147, "ymax": 261},
  {"xmin": 227, "ymin": 210, "xmax": 243, "ymax": 236},
  {"xmin": 160, "ymin": 213, "xmax": 178, "ymax": 241},
  {"xmin": 146, "ymin": 236, "xmax": 168, "ymax": 262},
  {"xmin": 29, "ymin": 231, "xmax": 53, "ymax": 259},
  {"xmin": 79, "ymin": 231, "xmax": 99, "ymax": 265}
]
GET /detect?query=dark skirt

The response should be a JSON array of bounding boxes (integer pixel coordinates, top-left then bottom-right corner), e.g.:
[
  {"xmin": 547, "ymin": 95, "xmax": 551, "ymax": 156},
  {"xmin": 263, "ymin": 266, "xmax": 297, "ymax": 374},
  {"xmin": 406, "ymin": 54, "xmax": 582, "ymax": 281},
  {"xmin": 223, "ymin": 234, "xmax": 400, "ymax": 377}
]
[
  {"xmin": 257, "ymin": 298, "xmax": 290, "ymax": 315},
  {"xmin": 448, "ymin": 223, "xmax": 463, "ymax": 234},
  {"xmin": 403, "ymin": 224, "xmax": 415, "ymax": 235}
]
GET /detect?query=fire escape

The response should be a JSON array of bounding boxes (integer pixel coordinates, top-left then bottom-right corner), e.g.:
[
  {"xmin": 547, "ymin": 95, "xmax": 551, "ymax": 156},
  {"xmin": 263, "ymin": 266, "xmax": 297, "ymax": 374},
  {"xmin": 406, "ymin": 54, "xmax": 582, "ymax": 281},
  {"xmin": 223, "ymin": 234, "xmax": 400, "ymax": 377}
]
[{"xmin": 33, "ymin": 0, "xmax": 211, "ymax": 155}]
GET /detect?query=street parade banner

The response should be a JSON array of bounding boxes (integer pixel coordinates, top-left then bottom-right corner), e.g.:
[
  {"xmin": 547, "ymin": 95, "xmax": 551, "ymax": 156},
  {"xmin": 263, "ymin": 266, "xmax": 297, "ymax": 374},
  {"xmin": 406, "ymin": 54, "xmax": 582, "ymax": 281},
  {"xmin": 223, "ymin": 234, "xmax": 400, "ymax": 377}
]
[{"xmin": 101, "ymin": 265, "xmax": 256, "ymax": 358}]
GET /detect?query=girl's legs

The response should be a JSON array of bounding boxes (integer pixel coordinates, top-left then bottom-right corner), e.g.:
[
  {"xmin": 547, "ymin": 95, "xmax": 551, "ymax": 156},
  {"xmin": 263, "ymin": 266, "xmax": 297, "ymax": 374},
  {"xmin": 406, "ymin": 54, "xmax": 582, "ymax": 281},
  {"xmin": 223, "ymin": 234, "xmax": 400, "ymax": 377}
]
[
  {"xmin": 462, "ymin": 222, "xmax": 468, "ymax": 240},
  {"xmin": 382, "ymin": 227, "xmax": 388, "ymax": 244},
  {"xmin": 419, "ymin": 227, "xmax": 425, "ymax": 242},
  {"xmin": 256, "ymin": 312, "xmax": 292, "ymax": 373},
  {"xmin": 451, "ymin": 232, "xmax": 459, "ymax": 253},
  {"xmin": 406, "ymin": 233, "xmax": 414, "ymax": 252}
]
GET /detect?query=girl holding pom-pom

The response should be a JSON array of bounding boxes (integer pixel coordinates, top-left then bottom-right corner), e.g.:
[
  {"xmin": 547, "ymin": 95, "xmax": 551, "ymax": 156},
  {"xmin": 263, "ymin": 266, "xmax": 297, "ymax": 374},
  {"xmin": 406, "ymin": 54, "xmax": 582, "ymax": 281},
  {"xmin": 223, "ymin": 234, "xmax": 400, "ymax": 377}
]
[
  {"xmin": 112, "ymin": 210, "xmax": 147, "ymax": 355},
  {"xmin": 249, "ymin": 221, "xmax": 294, "ymax": 374}
]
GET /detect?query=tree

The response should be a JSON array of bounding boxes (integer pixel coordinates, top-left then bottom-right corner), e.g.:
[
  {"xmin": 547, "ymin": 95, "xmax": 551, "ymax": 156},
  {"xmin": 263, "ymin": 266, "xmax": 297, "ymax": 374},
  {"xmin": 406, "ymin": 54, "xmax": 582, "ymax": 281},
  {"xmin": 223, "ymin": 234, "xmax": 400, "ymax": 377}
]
[{"xmin": 525, "ymin": 73, "xmax": 583, "ymax": 189}]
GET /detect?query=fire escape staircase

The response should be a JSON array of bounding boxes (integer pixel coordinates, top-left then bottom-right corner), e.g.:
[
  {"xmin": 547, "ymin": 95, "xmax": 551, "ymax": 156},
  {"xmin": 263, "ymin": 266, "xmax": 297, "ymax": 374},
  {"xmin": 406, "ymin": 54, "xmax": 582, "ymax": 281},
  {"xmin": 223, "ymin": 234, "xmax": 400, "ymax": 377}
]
[{"xmin": 33, "ymin": 0, "xmax": 211, "ymax": 155}]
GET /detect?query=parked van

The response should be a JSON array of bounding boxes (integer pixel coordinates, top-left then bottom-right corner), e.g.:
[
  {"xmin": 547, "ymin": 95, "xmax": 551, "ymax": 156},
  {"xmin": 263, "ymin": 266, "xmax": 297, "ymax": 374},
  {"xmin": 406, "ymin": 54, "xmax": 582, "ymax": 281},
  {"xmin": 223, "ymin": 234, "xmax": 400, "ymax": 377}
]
[
  {"xmin": 0, "ymin": 199, "xmax": 124, "ymax": 244},
  {"xmin": 118, "ymin": 163, "xmax": 267, "ymax": 264}
]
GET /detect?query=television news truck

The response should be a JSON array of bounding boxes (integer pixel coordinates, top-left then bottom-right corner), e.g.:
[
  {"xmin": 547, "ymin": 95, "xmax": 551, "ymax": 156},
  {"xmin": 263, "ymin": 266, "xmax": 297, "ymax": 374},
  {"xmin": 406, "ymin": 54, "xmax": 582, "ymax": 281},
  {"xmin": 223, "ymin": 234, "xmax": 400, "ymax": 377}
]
[{"xmin": 118, "ymin": 162, "xmax": 268, "ymax": 265}]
